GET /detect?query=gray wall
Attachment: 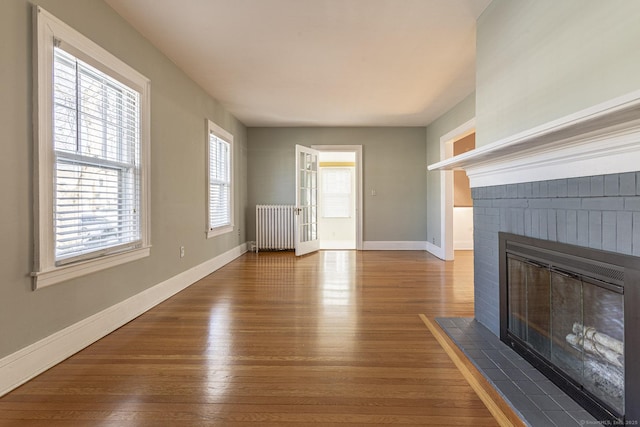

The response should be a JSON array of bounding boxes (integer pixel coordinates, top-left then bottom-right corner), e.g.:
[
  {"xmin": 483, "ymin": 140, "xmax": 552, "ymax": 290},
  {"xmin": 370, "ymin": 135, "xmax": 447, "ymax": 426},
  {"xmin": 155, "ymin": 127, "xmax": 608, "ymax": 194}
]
[
  {"xmin": 425, "ymin": 93, "xmax": 475, "ymax": 247},
  {"xmin": 0, "ymin": 0, "xmax": 247, "ymax": 359},
  {"xmin": 247, "ymin": 127, "xmax": 427, "ymax": 243},
  {"xmin": 476, "ymin": 0, "xmax": 640, "ymax": 148},
  {"xmin": 473, "ymin": 173, "xmax": 640, "ymax": 335},
  {"xmin": 472, "ymin": 0, "xmax": 640, "ymax": 335}
]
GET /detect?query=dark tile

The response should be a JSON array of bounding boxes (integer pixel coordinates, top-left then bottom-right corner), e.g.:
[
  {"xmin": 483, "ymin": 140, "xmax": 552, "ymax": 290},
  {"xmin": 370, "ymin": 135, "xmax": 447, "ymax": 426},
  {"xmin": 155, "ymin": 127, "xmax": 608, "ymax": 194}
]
[
  {"xmin": 550, "ymin": 395, "xmax": 585, "ymax": 412},
  {"xmin": 634, "ymin": 212, "xmax": 640, "ymax": 256},
  {"xmin": 454, "ymin": 337, "xmax": 475, "ymax": 346},
  {"xmin": 545, "ymin": 410, "xmax": 584, "ymax": 427},
  {"xmin": 591, "ymin": 176, "xmax": 604, "ymax": 196},
  {"xmin": 435, "ymin": 318, "xmax": 598, "ymax": 427},
  {"xmin": 513, "ymin": 380, "xmax": 545, "ymax": 395},
  {"xmin": 535, "ymin": 379, "xmax": 565, "ymax": 396},
  {"xmin": 519, "ymin": 410, "xmax": 555, "ymax": 427},
  {"xmin": 482, "ymin": 348, "xmax": 507, "ymax": 358},
  {"xmin": 620, "ymin": 172, "xmax": 636, "ymax": 195},
  {"xmin": 523, "ymin": 369, "xmax": 548, "ymax": 382},
  {"xmin": 568, "ymin": 410, "xmax": 598, "ymax": 425},
  {"xmin": 618, "ymin": 211, "xmax": 633, "ymax": 254},
  {"xmin": 463, "ymin": 348, "xmax": 488, "ymax": 359},
  {"xmin": 472, "ymin": 357, "xmax": 498, "ymax": 369},
  {"xmin": 451, "ymin": 317, "xmax": 473, "ymax": 327},
  {"xmin": 501, "ymin": 368, "xmax": 531, "ymax": 381},
  {"xmin": 529, "ymin": 394, "xmax": 564, "ymax": 411},
  {"xmin": 474, "ymin": 340, "xmax": 499, "ymax": 350},
  {"xmin": 483, "ymin": 368, "xmax": 509, "ymax": 382},
  {"xmin": 604, "ymin": 174, "xmax": 620, "ymax": 196},
  {"xmin": 578, "ymin": 177, "xmax": 592, "ymax": 197},
  {"xmin": 505, "ymin": 357, "xmax": 535, "ymax": 371},
  {"xmin": 567, "ymin": 178, "xmax": 580, "ymax": 197},
  {"xmin": 435, "ymin": 317, "xmax": 456, "ymax": 328}
]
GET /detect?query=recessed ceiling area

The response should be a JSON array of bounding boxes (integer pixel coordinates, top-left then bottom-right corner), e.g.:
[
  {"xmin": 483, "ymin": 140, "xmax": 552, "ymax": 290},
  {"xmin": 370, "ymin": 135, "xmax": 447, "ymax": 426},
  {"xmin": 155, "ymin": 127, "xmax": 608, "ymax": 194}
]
[{"xmin": 105, "ymin": 0, "xmax": 491, "ymax": 127}]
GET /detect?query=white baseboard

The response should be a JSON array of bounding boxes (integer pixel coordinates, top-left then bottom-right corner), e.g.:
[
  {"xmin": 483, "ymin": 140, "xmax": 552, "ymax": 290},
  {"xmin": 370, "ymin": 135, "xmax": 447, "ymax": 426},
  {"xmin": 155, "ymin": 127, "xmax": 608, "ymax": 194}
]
[
  {"xmin": 363, "ymin": 241, "xmax": 427, "ymax": 250},
  {"xmin": 426, "ymin": 241, "xmax": 445, "ymax": 259},
  {"xmin": 0, "ymin": 242, "xmax": 248, "ymax": 397},
  {"xmin": 320, "ymin": 240, "xmax": 357, "ymax": 250}
]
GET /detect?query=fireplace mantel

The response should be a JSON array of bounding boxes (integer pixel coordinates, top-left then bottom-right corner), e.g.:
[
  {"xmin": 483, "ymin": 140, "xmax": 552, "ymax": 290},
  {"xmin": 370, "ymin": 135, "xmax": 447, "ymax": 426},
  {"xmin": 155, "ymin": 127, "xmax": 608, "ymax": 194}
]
[{"xmin": 428, "ymin": 90, "xmax": 640, "ymax": 188}]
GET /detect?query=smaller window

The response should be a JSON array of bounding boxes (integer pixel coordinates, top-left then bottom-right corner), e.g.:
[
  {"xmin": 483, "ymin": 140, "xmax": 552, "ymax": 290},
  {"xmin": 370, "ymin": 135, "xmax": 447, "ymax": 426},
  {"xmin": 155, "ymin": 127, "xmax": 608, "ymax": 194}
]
[
  {"xmin": 207, "ymin": 120, "xmax": 234, "ymax": 237},
  {"xmin": 321, "ymin": 168, "xmax": 352, "ymax": 218}
]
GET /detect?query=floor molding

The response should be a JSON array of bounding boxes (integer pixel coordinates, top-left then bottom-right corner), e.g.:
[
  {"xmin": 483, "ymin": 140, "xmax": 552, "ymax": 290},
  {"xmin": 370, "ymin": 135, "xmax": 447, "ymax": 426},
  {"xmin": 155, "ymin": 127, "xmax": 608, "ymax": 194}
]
[
  {"xmin": 425, "ymin": 241, "xmax": 445, "ymax": 259},
  {"xmin": 0, "ymin": 243, "xmax": 248, "ymax": 397},
  {"xmin": 419, "ymin": 314, "xmax": 525, "ymax": 427},
  {"xmin": 363, "ymin": 241, "xmax": 427, "ymax": 250}
]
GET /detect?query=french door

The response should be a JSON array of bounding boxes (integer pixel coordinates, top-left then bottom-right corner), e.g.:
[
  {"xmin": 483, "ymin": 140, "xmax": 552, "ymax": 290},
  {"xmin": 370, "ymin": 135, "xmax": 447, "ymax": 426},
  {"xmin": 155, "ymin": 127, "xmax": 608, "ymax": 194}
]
[{"xmin": 294, "ymin": 145, "xmax": 320, "ymax": 256}]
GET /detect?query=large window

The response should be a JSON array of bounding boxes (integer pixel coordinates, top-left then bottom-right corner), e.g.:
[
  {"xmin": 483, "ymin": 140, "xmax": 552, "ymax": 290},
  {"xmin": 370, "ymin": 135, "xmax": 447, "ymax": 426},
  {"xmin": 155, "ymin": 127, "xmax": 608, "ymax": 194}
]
[
  {"xmin": 207, "ymin": 120, "xmax": 234, "ymax": 238},
  {"xmin": 33, "ymin": 7, "xmax": 150, "ymax": 289}
]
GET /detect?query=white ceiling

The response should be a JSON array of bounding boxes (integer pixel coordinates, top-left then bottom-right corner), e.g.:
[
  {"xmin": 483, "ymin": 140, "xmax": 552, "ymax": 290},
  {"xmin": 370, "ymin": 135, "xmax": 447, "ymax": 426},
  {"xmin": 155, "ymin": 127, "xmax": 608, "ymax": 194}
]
[{"xmin": 105, "ymin": 0, "xmax": 491, "ymax": 127}]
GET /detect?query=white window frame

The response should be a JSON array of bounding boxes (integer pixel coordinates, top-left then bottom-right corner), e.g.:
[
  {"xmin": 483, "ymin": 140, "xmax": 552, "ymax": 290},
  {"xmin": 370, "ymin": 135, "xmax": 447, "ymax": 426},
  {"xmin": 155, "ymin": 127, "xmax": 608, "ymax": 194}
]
[
  {"xmin": 321, "ymin": 167, "xmax": 353, "ymax": 218},
  {"xmin": 206, "ymin": 120, "xmax": 234, "ymax": 238},
  {"xmin": 32, "ymin": 7, "xmax": 151, "ymax": 290}
]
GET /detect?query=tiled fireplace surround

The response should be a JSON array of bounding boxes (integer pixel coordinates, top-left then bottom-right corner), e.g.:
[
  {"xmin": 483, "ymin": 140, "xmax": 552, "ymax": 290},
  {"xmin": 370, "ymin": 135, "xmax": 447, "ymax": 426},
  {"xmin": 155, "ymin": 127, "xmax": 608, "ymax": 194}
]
[
  {"xmin": 469, "ymin": 173, "xmax": 639, "ymax": 425},
  {"xmin": 472, "ymin": 171, "xmax": 640, "ymax": 336},
  {"xmin": 429, "ymin": 92, "xmax": 640, "ymax": 425}
]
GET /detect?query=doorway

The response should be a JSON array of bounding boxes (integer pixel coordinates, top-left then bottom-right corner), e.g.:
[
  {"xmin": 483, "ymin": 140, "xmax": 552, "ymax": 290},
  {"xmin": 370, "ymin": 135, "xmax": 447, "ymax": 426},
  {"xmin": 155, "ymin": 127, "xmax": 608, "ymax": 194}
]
[
  {"xmin": 453, "ymin": 133, "xmax": 475, "ymax": 250},
  {"xmin": 312, "ymin": 145, "xmax": 363, "ymax": 250},
  {"xmin": 438, "ymin": 119, "xmax": 475, "ymax": 260},
  {"xmin": 318, "ymin": 151, "xmax": 356, "ymax": 249}
]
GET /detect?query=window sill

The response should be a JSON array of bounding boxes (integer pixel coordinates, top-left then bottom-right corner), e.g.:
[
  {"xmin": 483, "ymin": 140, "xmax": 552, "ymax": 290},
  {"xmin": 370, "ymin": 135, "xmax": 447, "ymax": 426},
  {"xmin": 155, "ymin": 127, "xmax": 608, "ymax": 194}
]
[
  {"xmin": 32, "ymin": 246, "xmax": 151, "ymax": 290},
  {"xmin": 207, "ymin": 225, "xmax": 234, "ymax": 239}
]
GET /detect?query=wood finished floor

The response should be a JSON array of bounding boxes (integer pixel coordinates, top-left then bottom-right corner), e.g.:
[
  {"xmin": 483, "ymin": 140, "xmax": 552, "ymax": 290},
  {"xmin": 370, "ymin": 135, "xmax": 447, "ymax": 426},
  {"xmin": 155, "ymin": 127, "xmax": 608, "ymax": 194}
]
[{"xmin": 0, "ymin": 250, "xmax": 498, "ymax": 426}]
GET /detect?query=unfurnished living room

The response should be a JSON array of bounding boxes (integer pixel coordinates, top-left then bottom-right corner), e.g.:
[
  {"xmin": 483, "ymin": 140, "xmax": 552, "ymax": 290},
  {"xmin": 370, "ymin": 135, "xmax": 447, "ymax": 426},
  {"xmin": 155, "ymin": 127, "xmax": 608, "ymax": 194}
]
[{"xmin": 2, "ymin": 1, "xmax": 640, "ymax": 426}]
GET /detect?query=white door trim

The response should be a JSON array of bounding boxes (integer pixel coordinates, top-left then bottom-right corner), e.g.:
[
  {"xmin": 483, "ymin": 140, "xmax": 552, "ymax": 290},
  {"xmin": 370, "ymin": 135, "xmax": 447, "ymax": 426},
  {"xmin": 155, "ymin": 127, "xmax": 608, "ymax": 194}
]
[
  {"xmin": 438, "ymin": 118, "xmax": 475, "ymax": 261},
  {"xmin": 312, "ymin": 145, "xmax": 363, "ymax": 250}
]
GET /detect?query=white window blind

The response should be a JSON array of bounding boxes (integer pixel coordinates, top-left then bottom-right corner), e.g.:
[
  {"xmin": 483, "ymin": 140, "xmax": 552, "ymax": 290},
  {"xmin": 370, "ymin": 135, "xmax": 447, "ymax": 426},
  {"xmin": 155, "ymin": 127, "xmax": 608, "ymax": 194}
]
[
  {"xmin": 322, "ymin": 168, "xmax": 352, "ymax": 218},
  {"xmin": 208, "ymin": 130, "xmax": 232, "ymax": 231},
  {"xmin": 53, "ymin": 47, "xmax": 141, "ymax": 264}
]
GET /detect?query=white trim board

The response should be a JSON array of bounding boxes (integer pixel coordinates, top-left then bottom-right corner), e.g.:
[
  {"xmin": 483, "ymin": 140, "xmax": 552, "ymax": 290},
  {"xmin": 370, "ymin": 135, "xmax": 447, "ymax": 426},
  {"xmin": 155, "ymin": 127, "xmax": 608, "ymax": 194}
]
[
  {"xmin": 0, "ymin": 243, "xmax": 248, "ymax": 398},
  {"xmin": 363, "ymin": 241, "xmax": 427, "ymax": 250},
  {"xmin": 320, "ymin": 240, "xmax": 357, "ymax": 250},
  {"xmin": 426, "ymin": 241, "xmax": 445, "ymax": 260},
  {"xmin": 428, "ymin": 90, "xmax": 640, "ymax": 187}
]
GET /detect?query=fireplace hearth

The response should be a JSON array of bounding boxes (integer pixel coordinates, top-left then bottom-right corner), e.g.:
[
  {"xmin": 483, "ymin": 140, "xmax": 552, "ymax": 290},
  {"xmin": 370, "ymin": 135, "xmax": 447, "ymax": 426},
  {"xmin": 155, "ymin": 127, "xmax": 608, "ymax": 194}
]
[{"xmin": 500, "ymin": 233, "xmax": 640, "ymax": 424}]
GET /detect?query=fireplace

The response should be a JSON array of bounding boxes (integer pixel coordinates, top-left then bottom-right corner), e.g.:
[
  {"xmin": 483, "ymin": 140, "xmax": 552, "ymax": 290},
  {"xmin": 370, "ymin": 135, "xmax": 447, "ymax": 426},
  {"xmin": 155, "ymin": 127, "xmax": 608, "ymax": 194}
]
[{"xmin": 499, "ymin": 232, "xmax": 640, "ymax": 423}]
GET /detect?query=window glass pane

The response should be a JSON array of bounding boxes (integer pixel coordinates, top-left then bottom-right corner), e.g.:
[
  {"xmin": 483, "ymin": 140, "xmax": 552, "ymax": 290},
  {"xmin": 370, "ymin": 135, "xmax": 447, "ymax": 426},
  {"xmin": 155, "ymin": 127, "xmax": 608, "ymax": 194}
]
[
  {"xmin": 53, "ymin": 47, "xmax": 141, "ymax": 263},
  {"xmin": 322, "ymin": 168, "xmax": 352, "ymax": 218},
  {"xmin": 208, "ymin": 132, "xmax": 231, "ymax": 230}
]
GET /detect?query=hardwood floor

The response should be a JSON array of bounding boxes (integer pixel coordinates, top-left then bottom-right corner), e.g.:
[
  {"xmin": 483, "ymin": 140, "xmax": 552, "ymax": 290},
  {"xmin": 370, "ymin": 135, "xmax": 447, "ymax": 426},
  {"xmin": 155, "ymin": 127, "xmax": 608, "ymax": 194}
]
[{"xmin": 0, "ymin": 250, "xmax": 500, "ymax": 426}]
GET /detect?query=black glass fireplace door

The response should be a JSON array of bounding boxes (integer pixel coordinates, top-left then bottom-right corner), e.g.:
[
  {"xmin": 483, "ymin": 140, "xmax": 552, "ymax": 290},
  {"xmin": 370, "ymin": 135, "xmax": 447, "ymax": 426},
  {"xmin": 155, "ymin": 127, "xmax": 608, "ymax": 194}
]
[{"xmin": 507, "ymin": 254, "xmax": 624, "ymax": 417}]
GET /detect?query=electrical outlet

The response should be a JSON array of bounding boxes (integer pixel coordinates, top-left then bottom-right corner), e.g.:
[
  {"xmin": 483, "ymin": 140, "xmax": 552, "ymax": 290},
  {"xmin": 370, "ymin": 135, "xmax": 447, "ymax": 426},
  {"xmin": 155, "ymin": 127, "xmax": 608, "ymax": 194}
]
[{"xmin": 180, "ymin": 246, "xmax": 185, "ymax": 258}]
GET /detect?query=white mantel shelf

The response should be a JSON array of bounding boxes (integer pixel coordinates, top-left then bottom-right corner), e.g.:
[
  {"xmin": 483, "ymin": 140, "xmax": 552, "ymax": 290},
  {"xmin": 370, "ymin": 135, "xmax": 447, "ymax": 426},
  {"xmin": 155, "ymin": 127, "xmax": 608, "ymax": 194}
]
[{"xmin": 428, "ymin": 90, "xmax": 640, "ymax": 188}]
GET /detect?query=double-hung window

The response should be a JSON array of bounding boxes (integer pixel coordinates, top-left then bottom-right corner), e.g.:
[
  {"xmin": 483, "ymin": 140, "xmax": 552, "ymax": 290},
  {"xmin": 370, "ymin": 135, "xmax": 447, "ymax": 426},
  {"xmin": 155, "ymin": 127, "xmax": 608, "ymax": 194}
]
[
  {"xmin": 207, "ymin": 120, "xmax": 234, "ymax": 238},
  {"xmin": 33, "ymin": 7, "xmax": 151, "ymax": 289},
  {"xmin": 321, "ymin": 168, "xmax": 353, "ymax": 218}
]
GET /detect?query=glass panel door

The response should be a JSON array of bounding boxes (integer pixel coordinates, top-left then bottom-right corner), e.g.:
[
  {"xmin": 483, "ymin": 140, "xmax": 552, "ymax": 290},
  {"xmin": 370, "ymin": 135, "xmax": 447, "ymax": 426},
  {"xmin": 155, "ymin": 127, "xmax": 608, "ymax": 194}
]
[{"xmin": 295, "ymin": 145, "xmax": 320, "ymax": 256}]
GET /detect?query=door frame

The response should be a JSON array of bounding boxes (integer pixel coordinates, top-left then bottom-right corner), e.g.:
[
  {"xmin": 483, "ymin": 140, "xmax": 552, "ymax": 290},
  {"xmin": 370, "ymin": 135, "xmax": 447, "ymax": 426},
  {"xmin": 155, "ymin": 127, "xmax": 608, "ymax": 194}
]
[
  {"xmin": 312, "ymin": 145, "xmax": 363, "ymax": 250},
  {"xmin": 438, "ymin": 119, "xmax": 475, "ymax": 261}
]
